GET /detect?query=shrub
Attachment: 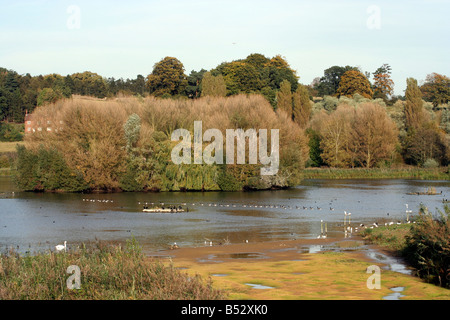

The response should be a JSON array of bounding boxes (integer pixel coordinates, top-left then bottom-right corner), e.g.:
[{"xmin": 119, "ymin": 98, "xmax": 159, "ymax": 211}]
[
  {"xmin": 403, "ymin": 205, "xmax": 450, "ymax": 288},
  {"xmin": 423, "ymin": 158, "xmax": 439, "ymax": 168}
]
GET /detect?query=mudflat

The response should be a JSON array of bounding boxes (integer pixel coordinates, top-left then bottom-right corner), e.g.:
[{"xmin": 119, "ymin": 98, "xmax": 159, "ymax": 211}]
[{"xmin": 149, "ymin": 237, "xmax": 450, "ymax": 300}]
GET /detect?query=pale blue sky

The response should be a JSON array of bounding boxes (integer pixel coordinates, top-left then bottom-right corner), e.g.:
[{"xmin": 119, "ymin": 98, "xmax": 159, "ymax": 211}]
[{"xmin": 1, "ymin": 0, "xmax": 449, "ymax": 95}]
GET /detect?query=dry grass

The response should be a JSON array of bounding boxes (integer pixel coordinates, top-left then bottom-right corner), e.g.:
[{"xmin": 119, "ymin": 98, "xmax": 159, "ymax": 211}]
[{"xmin": 0, "ymin": 141, "xmax": 24, "ymax": 153}]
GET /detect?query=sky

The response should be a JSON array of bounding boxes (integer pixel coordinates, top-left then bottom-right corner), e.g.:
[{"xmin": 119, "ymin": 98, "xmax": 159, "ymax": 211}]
[{"xmin": 0, "ymin": 0, "xmax": 449, "ymax": 95}]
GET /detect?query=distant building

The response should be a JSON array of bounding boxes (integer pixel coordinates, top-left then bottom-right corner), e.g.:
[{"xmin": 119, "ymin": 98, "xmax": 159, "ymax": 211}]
[
  {"xmin": 24, "ymin": 111, "xmax": 63, "ymax": 134},
  {"xmin": 24, "ymin": 111, "xmax": 34, "ymax": 134}
]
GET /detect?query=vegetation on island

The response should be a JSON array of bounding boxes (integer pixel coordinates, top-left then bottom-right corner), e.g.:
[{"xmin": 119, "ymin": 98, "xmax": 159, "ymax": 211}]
[{"xmin": 0, "ymin": 53, "xmax": 448, "ymax": 191}]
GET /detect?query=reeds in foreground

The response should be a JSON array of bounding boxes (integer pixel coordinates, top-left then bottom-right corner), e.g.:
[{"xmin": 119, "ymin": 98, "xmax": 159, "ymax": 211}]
[{"xmin": 0, "ymin": 238, "xmax": 226, "ymax": 300}]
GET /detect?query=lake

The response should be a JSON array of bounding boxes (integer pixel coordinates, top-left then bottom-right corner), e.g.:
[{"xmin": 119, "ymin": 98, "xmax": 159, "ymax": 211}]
[{"xmin": 0, "ymin": 176, "xmax": 448, "ymax": 254}]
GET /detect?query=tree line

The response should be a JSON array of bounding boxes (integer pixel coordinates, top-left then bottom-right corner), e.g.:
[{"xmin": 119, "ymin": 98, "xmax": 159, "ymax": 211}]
[
  {"xmin": 2, "ymin": 53, "xmax": 450, "ymax": 174},
  {"xmin": 15, "ymin": 95, "xmax": 307, "ymax": 192},
  {"xmin": 2, "ymin": 54, "xmax": 448, "ymax": 122}
]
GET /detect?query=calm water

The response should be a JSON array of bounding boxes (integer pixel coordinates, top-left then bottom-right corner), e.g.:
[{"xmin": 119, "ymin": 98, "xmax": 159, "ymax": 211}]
[{"xmin": 0, "ymin": 176, "xmax": 448, "ymax": 254}]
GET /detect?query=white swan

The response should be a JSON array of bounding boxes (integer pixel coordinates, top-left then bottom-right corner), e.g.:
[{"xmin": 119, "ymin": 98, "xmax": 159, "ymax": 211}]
[{"xmin": 55, "ymin": 241, "xmax": 67, "ymax": 252}]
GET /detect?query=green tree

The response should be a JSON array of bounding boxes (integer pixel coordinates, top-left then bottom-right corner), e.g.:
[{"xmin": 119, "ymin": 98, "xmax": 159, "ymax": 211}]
[
  {"xmin": 37, "ymin": 88, "xmax": 63, "ymax": 106},
  {"xmin": 306, "ymin": 128, "xmax": 324, "ymax": 167},
  {"xmin": 314, "ymin": 65, "xmax": 358, "ymax": 97},
  {"xmin": 219, "ymin": 61, "xmax": 262, "ymax": 95},
  {"xmin": 123, "ymin": 113, "xmax": 141, "ymax": 152},
  {"xmin": 185, "ymin": 69, "xmax": 207, "ymax": 98},
  {"xmin": 147, "ymin": 57, "xmax": 188, "ymax": 97}
]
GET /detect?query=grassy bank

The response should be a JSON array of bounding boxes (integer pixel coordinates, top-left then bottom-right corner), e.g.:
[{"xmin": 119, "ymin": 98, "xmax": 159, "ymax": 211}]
[
  {"xmin": 0, "ymin": 239, "xmax": 226, "ymax": 300},
  {"xmin": 302, "ymin": 167, "xmax": 449, "ymax": 180}
]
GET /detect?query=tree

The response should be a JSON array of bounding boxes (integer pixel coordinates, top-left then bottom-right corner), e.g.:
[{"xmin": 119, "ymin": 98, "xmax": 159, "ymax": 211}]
[
  {"xmin": 317, "ymin": 105, "xmax": 355, "ymax": 167},
  {"xmin": 352, "ymin": 103, "xmax": 398, "ymax": 168},
  {"xmin": 276, "ymin": 80, "xmax": 292, "ymax": 114},
  {"xmin": 219, "ymin": 61, "xmax": 262, "ymax": 95},
  {"xmin": 185, "ymin": 69, "xmax": 207, "ymax": 98},
  {"xmin": 314, "ymin": 65, "xmax": 358, "ymax": 97},
  {"xmin": 124, "ymin": 113, "xmax": 141, "ymax": 152},
  {"xmin": 262, "ymin": 55, "xmax": 299, "ymax": 92},
  {"xmin": 37, "ymin": 88, "xmax": 64, "ymax": 106},
  {"xmin": 292, "ymin": 84, "xmax": 311, "ymax": 128},
  {"xmin": 70, "ymin": 71, "xmax": 108, "ymax": 98},
  {"xmin": 336, "ymin": 70, "xmax": 373, "ymax": 99},
  {"xmin": 146, "ymin": 57, "xmax": 188, "ymax": 97},
  {"xmin": 372, "ymin": 63, "xmax": 394, "ymax": 101},
  {"xmin": 405, "ymin": 77, "xmax": 426, "ymax": 130},
  {"xmin": 403, "ymin": 122, "xmax": 448, "ymax": 166},
  {"xmin": 201, "ymin": 72, "xmax": 227, "ymax": 97},
  {"xmin": 420, "ymin": 73, "xmax": 450, "ymax": 107}
]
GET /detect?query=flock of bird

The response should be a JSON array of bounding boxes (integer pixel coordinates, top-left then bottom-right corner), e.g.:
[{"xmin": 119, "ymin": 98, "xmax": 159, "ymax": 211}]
[
  {"xmin": 82, "ymin": 199, "xmax": 113, "ymax": 203},
  {"xmin": 57, "ymin": 200, "xmax": 417, "ymax": 251}
]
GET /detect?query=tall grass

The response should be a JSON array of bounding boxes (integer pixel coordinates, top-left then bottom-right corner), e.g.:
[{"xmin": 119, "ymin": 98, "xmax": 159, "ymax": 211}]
[{"xmin": 0, "ymin": 239, "xmax": 226, "ymax": 300}]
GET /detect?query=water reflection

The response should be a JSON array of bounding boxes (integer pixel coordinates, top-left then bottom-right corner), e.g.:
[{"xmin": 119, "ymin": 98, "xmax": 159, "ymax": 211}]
[{"xmin": 0, "ymin": 176, "xmax": 448, "ymax": 253}]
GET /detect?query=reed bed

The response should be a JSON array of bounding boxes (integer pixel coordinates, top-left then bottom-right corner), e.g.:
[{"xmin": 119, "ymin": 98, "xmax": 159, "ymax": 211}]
[
  {"xmin": 0, "ymin": 239, "xmax": 226, "ymax": 300},
  {"xmin": 302, "ymin": 167, "xmax": 449, "ymax": 180}
]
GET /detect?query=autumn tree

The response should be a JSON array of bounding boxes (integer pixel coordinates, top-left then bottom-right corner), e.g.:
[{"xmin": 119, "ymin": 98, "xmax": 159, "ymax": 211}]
[
  {"xmin": 352, "ymin": 103, "xmax": 398, "ymax": 168},
  {"xmin": 372, "ymin": 64, "xmax": 394, "ymax": 101},
  {"xmin": 276, "ymin": 80, "xmax": 292, "ymax": 114},
  {"xmin": 404, "ymin": 77, "xmax": 426, "ymax": 130},
  {"xmin": 292, "ymin": 84, "xmax": 311, "ymax": 128},
  {"xmin": 201, "ymin": 72, "xmax": 227, "ymax": 97},
  {"xmin": 420, "ymin": 73, "xmax": 450, "ymax": 107},
  {"xmin": 317, "ymin": 104, "xmax": 355, "ymax": 167},
  {"xmin": 336, "ymin": 70, "xmax": 373, "ymax": 99},
  {"xmin": 147, "ymin": 57, "xmax": 188, "ymax": 97},
  {"xmin": 403, "ymin": 122, "xmax": 448, "ymax": 166},
  {"xmin": 314, "ymin": 65, "xmax": 358, "ymax": 97}
]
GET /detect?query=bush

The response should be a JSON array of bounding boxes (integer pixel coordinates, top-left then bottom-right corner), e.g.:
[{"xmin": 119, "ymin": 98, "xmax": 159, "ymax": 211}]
[
  {"xmin": 403, "ymin": 205, "xmax": 450, "ymax": 288},
  {"xmin": 423, "ymin": 158, "xmax": 439, "ymax": 168}
]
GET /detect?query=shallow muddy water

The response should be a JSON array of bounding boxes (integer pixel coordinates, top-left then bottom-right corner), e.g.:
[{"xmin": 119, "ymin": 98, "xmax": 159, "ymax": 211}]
[{"xmin": 0, "ymin": 176, "xmax": 448, "ymax": 254}]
